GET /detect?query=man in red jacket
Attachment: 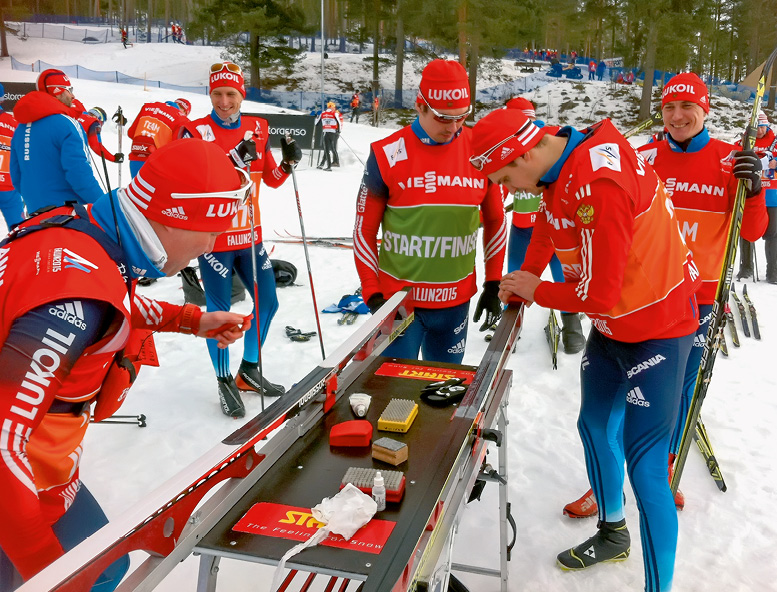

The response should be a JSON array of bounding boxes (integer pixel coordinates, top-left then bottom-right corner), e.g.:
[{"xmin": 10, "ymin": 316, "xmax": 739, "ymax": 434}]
[
  {"xmin": 471, "ymin": 107, "xmax": 701, "ymax": 592},
  {"xmin": 353, "ymin": 59, "xmax": 507, "ymax": 364},
  {"xmin": 188, "ymin": 61, "xmax": 302, "ymax": 418},
  {"xmin": 0, "ymin": 139, "xmax": 251, "ymax": 591},
  {"xmin": 0, "ymin": 82, "xmax": 25, "ymax": 230}
]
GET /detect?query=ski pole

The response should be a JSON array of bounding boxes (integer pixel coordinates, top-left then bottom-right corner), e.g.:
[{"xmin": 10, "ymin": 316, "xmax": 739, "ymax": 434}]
[
  {"xmin": 91, "ymin": 414, "xmax": 147, "ymax": 427},
  {"xmin": 287, "ymin": 135, "xmax": 326, "ymax": 360},
  {"xmin": 243, "ymin": 137, "xmax": 266, "ymax": 411},
  {"xmin": 337, "ymin": 134, "xmax": 365, "ymax": 167},
  {"xmin": 112, "ymin": 106, "xmax": 125, "ymax": 186}
]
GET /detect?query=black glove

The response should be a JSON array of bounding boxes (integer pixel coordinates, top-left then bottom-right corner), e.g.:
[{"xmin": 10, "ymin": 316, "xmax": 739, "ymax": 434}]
[
  {"xmin": 366, "ymin": 293, "xmax": 387, "ymax": 315},
  {"xmin": 114, "ymin": 152, "xmax": 124, "ymax": 164},
  {"xmin": 229, "ymin": 138, "xmax": 258, "ymax": 169},
  {"xmin": 112, "ymin": 111, "xmax": 127, "ymax": 126},
  {"xmin": 280, "ymin": 135, "xmax": 303, "ymax": 173},
  {"xmin": 473, "ymin": 281, "xmax": 502, "ymax": 332},
  {"xmin": 732, "ymin": 149, "xmax": 762, "ymax": 196}
]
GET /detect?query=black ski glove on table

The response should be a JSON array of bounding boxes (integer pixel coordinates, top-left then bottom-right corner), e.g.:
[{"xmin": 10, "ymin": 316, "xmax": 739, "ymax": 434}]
[
  {"xmin": 732, "ymin": 149, "xmax": 762, "ymax": 197},
  {"xmin": 473, "ymin": 281, "xmax": 502, "ymax": 331},
  {"xmin": 280, "ymin": 135, "xmax": 303, "ymax": 173},
  {"xmin": 229, "ymin": 137, "xmax": 258, "ymax": 169},
  {"xmin": 367, "ymin": 293, "xmax": 387, "ymax": 315}
]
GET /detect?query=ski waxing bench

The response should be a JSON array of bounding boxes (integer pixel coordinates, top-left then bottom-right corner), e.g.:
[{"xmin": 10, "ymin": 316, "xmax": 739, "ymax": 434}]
[{"xmin": 20, "ymin": 291, "xmax": 523, "ymax": 592}]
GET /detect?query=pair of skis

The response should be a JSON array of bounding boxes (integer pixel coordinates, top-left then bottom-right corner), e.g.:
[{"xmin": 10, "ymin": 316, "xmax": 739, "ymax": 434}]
[
  {"xmin": 671, "ymin": 43, "xmax": 777, "ymax": 495},
  {"xmin": 730, "ymin": 284, "xmax": 761, "ymax": 341}
]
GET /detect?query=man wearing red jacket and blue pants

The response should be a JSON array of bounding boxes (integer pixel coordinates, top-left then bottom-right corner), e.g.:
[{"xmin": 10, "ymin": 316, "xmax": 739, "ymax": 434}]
[
  {"xmin": 0, "ymin": 140, "xmax": 251, "ymax": 590},
  {"xmin": 471, "ymin": 108, "xmax": 701, "ymax": 592},
  {"xmin": 189, "ymin": 62, "xmax": 302, "ymax": 418},
  {"xmin": 564, "ymin": 73, "xmax": 769, "ymax": 518},
  {"xmin": 353, "ymin": 59, "xmax": 507, "ymax": 364}
]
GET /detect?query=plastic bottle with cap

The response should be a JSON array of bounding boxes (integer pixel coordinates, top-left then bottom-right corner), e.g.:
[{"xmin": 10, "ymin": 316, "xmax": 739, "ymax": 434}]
[{"xmin": 372, "ymin": 471, "xmax": 386, "ymax": 511}]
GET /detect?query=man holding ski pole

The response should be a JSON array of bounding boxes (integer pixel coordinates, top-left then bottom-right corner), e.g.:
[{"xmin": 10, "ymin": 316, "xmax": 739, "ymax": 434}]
[
  {"xmin": 473, "ymin": 107, "xmax": 700, "ymax": 592},
  {"xmin": 189, "ymin": 61, "xmax": 302, "ymax": 418}
]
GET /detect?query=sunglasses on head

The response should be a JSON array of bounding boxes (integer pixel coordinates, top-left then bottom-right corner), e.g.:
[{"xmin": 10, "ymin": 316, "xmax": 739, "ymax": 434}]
[
  {"xmin": 210, "ymin": 62, "xmax": 242, "ymax": 75},
  {"xmin": 418, "ymin": 92, "xmax": 472, "ymax": 123},
  {"xmin": 469, "ymin": 120, "xmax": 534, "ymax": 172}
]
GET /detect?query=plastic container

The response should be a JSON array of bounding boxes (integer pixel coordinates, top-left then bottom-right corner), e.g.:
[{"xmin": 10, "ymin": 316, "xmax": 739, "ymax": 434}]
[{"xmin": 372, "ymin": 471, "xmax": 386, "ymax": 511}]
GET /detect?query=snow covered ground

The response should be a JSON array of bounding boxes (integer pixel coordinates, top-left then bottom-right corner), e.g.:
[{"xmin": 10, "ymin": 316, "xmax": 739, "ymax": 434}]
[{"xmin": 2, "ymin": 35, "xmax": 776, "ymax": 592}]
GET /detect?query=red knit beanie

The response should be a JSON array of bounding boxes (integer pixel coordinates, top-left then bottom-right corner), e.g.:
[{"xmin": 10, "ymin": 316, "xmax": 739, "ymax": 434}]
[
  {"xmin": 505, "ymin": 97, "xmax": 536, "ymax": 118},
  {"xmin": 209, "ymin": 62, "xmax": 246, "ymax": 98},
  {"xmin": 662, "ymin": 72, "xmax": 709, "ymax": 113},
  {"xmin": 37, "ymin": 69, "xmax": 72, "ymax": 97},
  {"xmin": 124, "ymin": 139, "xmax": 249, "ymax": 232},
  {"xmin": 418, "ymin": 60, "xmax": 471, "ymax": 109},
  {"xmin": 470, "ymin": 109, "xmax": 546, "ymax": 176}
]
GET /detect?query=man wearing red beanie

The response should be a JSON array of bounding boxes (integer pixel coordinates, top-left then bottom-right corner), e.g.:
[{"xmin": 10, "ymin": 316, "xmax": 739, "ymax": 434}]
[
  {"xmin": 11, "ymin": 69, "xmax": 105, "ymax": 212},
  {"xmin": 353, "ymin": 59, "xmax": 507, "ymax": 364},
  {"xmin": 471, "ymin": 107, "xmax": 701, "ymax": 592},
  {"xmin": 0, "ymin": 139, "xmax": 252, "ymax": 590},
  {"xmin": 563, "ymin": 72, "xmax": 768, "ymax": 519},
  {"xmin": 188, "ymin": 61, "xmax": 303, "ymax": 418}
]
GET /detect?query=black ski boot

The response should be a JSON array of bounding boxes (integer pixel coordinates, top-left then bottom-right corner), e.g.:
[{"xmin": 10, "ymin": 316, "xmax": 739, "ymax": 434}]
[
  {"xmin": 737, "ymin": 238, "xmax": 754, "ymax": 280},
  {"xmin": 765, "ymin": 235, "xmax": 777, "ymax": 284},
  {"xmin": 180, "ymin": 266, "xmax": 206, "ymax": 307},
  {"xmin": 557, "ymin": 518, "xmax": 630, "ymax": 570},
  {"xmin": 561, "ymin": 312, "xmax": 585, "ymax": 354},
  {"xmin": 218, "ymin": 376, "xmax": 245, "ymax": 418},
  {"xmin": 235, "ymin": 360, "xmax": 286, "ymax": 397}
]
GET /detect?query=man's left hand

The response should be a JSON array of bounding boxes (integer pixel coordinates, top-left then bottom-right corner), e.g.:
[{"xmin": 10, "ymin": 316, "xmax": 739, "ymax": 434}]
[
  {"xmin": 280, "ymin": 135, "xmax": 303, "ymax": 173},
  {"xmin": 733, "ymin": 149, "xmax": 762, "ymax": 195},
  {"xmin": 199, "ymin": 312, "xmax": 253, "ymax": 348}
]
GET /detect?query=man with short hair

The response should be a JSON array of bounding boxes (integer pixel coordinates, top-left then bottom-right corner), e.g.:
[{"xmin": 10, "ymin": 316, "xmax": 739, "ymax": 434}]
[
  {"xmin": 189, "ymin": 61, "xmax": 302, "ymax": 418},
  {"xmin": 0, "ymin": 139, "xmax": 251, "ymax": 590},
  {"xmin": 353, "ymin": 59, "xmax": 507, "ymax": 364},
  {"xmin": 472, "ymin": 107, "xmax": 701, "ymax": 592},
  {"xmin": 10, "ymin": 69, "xmax": 104, "ymax": 212}
]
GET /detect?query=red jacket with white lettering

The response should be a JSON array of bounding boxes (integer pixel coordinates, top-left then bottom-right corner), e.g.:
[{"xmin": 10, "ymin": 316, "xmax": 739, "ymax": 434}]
[
  {"xmin": 190, "ymin": 113, "xmax": 288, "ymax": 250},
  {"xmin": 127, "ymin": 101, "xmax": 190, "ymax": 163},
  {"xmin": 0, "ymin": 110, "xmax": 18, "ymax": 191},
  {"xmin": 354, "ymin": 125, "xmax": 507, "ymax": 309},
  {"xmin": 523, "ymin": 120, "xmax": 701, "ymax": 342},
  {"xmin": 638, "ymin": 134, "xmax": 767, "ymax": 303},
  {"xmin": 0, "ymin": 208, "xmax": 199, "ymax": 579}
]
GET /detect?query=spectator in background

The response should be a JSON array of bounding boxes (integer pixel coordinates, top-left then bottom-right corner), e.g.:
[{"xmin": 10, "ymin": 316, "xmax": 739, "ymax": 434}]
[
  {"xmin": 596, "ymin": 59, "xmax": 606, "ymax": 81},
  {"xmin": 11, "ymin": 69, "xmax": 105, "ymax": 213},
  {"xmin": 373, "ymin": 95, "xmax": 380, "ymax": 127},
  {"xmin": 0, "ymin": 83, "xmax": 25, "ymax": 230},
  {"xmin": 588, "ymin": 60, "xmax": 596, "ymax": 81},
  {"xmin": 315, "ymin": 101, "xmax": 341, "ymax": 171},
  {"xmin": 350, "ymin": 89, "xmax": 361, "ymax": 123},
  {"xmin": 121, "ymin": 27, "xmax": 129, "ymax": 48}
]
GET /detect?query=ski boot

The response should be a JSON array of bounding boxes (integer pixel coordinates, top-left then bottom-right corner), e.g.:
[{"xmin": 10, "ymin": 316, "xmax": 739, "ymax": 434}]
[
  {"xmin": 218, "ymin": 376, "xmax": 245, "ymax": 418},
  {"xmin": 180, "ymin": 266, "xmax": 206, "ymax": 307},
  {"xmin": 563, "ymin": 488, "xmax": 598, "ymax": 518},
  {"xmin": 736, "ymin": 238, "xmax": 754, "ymax": 280},
  {"xmin": 235, "ymin": 360, "xmax": 286, "ymax": 397},
  {"xmin": 557, "ymin": 518, "xmax": 630, "ymax": 570},
  {"xmin": 560, "ymin": 312, "xmax": 585, "ymax": 354},
  {"xmin": 668, "ymin": 454, "xmax": 685, "ymax": 511}
]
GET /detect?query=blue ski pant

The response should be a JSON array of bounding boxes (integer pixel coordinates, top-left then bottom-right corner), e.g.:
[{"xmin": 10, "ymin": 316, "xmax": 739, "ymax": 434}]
[
  {"xmin": 0, "ymin": 484, "xmax": 129, "ymax": 591},
  {"xmin": 198, "ymin": 243, "xmax": 278, "ymax": 378},
  {"xmin": 382, "ymin": 301, "xmax": 469, "ymax": 364},
  {"xmin": 579, "ymin": 328, "xmax": 694, "ymax": 592},
  {"xmin": 670, "ymin": 303, "xmax": 712, "ymax": 455}
]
